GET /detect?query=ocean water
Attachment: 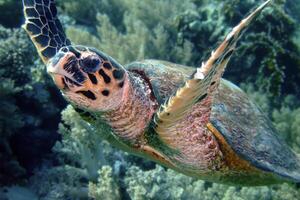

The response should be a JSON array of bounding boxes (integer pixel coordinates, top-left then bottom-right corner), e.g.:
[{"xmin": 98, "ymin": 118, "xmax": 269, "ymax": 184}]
[{"xmin": 0, "ymin": 0, "xmax": 300, "ymax": 199}]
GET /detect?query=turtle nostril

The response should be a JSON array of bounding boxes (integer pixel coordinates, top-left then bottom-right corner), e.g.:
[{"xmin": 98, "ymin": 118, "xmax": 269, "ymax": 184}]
[{"xmin": 80, "ymin": 55, "xmax": 101, "ymax": 73}]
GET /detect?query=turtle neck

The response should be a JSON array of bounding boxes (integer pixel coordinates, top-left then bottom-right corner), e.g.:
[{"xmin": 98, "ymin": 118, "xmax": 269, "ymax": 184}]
[{"xmin": 104, "ymin": 72, "xmax": 158, "ymax": 145}]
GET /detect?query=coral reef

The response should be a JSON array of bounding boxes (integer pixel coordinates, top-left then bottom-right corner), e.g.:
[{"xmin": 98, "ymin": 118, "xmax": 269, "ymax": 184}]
[
  {"xmin": 0, "ymin": 70, "xmax": 26, "ymax": 185},
  {"xmin": 1, "ymin": 186, "xmax": 38, "ymax": 200},
  {"xmin": 64, "ymin": 0, "xmax": 194, "ymax": 65},
  {"xmin": 272, "ymin": 101, "xmax": 300, "ymax": 153},
  {"xmin": 0, "ymin": 26, "xmax": 65, "ymax": 185},
  {"xmin": 0, "ymin": 0, "xmax": 300, "ymax": 199},
  {"xmin": 0, "ymin": 0, "xmax": 23, "ymax": 27},
  {"xmin": 124, "ymin": 165, "xmax": 300, "ymax": 200},
  {"xmin": 89, "ymin": 166, "xmax": 121, "ymax": 200},
  {"xmin": 178, "ymin": 0, "xmax": 300, "ymax": 99}
]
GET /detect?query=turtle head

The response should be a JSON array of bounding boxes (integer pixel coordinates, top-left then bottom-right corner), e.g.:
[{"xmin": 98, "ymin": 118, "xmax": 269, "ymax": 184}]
[
  {"xmin": 47, "ymin": 45, "xmax": 128, "ymax": 112},
  {"xmin": 22, "ymin": 0, "xmax": 128, "ymax": 112}
]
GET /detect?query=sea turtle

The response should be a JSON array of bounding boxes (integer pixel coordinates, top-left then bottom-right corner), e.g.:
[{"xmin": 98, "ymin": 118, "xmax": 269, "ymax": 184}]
[{"xmin": 22, "ymin": 0, "xmax": 300, "ymax": 186}]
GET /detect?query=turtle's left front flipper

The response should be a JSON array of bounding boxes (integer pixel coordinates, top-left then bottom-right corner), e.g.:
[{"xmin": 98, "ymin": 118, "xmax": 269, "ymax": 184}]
[
  {"xmin": 22, "ymin": 0, "xmax": 71, "ymax": 64},
  {"xmin": 154, "ymin": 1, "xmax": 272, "ymax": 146}
]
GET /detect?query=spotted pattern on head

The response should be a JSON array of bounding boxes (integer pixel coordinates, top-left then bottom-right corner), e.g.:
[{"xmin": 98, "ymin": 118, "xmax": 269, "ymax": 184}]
[
  {"xmin": 52, "ymin": 45, "xmax": 126, "ymax": 104},
  {"xmin": 22, "ymin": 0, "xmax": 71, "ymax": 64}
]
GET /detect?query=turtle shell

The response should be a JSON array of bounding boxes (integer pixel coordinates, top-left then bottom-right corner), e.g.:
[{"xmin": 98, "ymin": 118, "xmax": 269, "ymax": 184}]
[
  {"xmin": 126, "ymin": 59, "xmax": 193, "ymax": 104},
  {"xmin": 126, "ymin": 59, "xmax": 300, "ymax": 183},
  {"xmin": 210, "ymin": 80, "xmax": 300, "ymax": 182}
]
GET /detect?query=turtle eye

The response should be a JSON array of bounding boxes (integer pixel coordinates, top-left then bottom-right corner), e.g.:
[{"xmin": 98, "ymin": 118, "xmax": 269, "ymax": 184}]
[{"xmin": 79, "ymin": 55, "xmax": 101, "ymax": 73}]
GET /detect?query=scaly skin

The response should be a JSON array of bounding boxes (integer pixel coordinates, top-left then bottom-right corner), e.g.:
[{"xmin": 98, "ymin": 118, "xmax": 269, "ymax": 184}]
[{"xmin": 104, "ymin": 73, "xmax": 158, "ymax": 145}]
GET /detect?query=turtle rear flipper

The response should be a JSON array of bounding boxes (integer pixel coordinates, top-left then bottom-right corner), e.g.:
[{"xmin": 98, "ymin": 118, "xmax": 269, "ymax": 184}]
[{"xmin": 23, "ymin": 0, "xmax": 71, "ymax": 64}]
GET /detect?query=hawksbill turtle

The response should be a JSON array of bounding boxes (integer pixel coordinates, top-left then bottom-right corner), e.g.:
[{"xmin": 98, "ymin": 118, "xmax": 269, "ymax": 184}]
[{"xmin": 22, "ymin": 0, "xmax": 300, "ymax": 185}]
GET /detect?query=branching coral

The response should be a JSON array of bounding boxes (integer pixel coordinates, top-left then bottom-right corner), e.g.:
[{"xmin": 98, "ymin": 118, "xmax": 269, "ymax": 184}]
[
  {"xmin": 55, "ymin": 105, "xmax": 115, "ymax": 181},
  {"xmin": 89, "ymin": 166, "xmax": 121, "ymax": 200},
  {"xmin": 124, "ymin": 165, "xmax": 300, "ymax": 200}
]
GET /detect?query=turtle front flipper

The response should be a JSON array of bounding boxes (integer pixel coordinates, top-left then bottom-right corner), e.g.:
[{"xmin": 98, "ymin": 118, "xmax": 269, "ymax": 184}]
[
  {"xmin": 22, "ymin": 0, "xmax": 71, "ymax": 64},
  {"xmin": 154, "ymin": 0, "xmax": 272, "ymax": 138},
  {"xmin": 154, "ymin": 0, "xmax": 271, "ymax": 174}
]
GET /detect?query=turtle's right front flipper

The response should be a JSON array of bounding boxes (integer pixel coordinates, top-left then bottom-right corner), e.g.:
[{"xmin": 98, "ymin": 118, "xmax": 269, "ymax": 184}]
[
  {"xmin": 154, "ymin": 0, "xmax": 272, "ymax": 140},
  {"xmin": 22, "ymin": 0, "xmax": 70, "ymax": 64}
]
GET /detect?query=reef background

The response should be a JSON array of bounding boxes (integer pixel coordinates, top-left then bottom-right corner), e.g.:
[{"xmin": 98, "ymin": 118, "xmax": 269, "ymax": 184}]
[{"xmin": 0, "ymin": 0, "xmax": 300, "ymax": 199}]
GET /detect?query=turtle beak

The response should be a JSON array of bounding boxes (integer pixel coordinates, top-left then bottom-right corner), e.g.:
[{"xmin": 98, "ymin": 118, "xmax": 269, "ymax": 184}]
[
  {"xmin": 47, "ymin": 53, "xmax": 86, "ymax": 90},
  {"xmin": 51, "ymin": 73, "xmax": 67, "ymax": 90}
]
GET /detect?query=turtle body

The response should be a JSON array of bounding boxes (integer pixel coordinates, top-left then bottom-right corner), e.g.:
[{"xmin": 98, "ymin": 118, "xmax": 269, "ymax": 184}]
[
  {"xmin": 125, "ymin": 60, "xmax": 300, "ymax": 185},
  {"xmin": 22, "ymin": 0, "xmax": 300, "ymax": 186}
]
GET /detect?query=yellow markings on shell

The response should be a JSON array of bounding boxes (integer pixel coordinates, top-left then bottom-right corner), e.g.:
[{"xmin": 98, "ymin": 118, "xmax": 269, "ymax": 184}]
[{"xmin": 206, "ymin": 123, "xmax": 259, "ymax": 171}]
